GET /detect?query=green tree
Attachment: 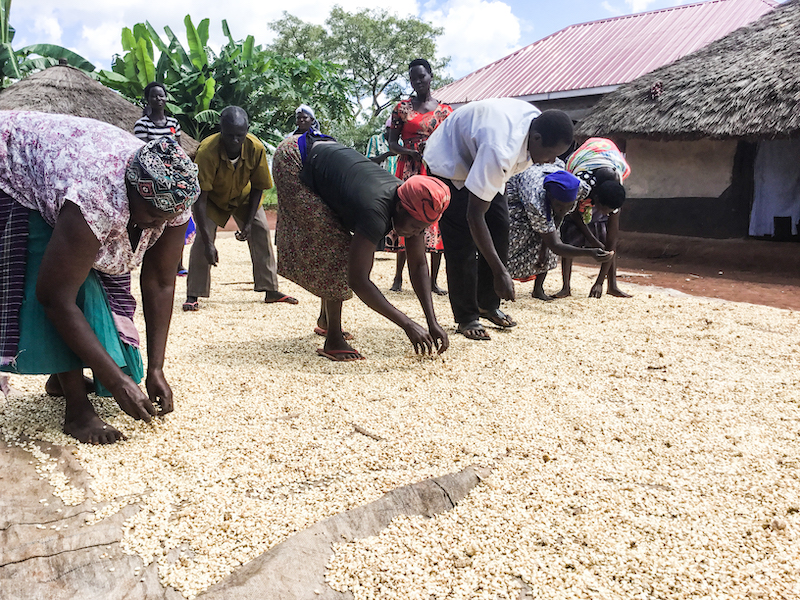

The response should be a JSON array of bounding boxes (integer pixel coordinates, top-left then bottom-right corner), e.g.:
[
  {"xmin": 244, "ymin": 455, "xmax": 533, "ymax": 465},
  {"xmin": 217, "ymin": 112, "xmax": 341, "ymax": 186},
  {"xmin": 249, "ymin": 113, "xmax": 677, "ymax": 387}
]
[
  {"xmin": 0, "ymin": 0, "xmax": 94, "ymax": 88},
  {"xmin": 268, "ymin": 6, "xmax": 451, "ymax": 122},
  {"xmin": 266, "ymin": 13, "xmax": 328, "ymax": 61}
]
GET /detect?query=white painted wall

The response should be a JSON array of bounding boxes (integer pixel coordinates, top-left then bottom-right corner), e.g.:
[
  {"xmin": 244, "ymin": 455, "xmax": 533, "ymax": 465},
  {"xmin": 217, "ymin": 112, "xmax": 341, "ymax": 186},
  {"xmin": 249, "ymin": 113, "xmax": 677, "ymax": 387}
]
[{"xmin": 624, "ymin": 139, "xmax": 737, "ymax": 199}]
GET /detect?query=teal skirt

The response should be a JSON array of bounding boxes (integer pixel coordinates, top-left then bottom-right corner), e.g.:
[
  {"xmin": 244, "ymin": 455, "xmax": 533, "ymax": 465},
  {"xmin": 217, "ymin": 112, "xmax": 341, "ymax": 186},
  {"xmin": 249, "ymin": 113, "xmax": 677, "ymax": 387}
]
[{"xmin": 0, "ymin": 211, "xmax": 143, "ymax": 396}]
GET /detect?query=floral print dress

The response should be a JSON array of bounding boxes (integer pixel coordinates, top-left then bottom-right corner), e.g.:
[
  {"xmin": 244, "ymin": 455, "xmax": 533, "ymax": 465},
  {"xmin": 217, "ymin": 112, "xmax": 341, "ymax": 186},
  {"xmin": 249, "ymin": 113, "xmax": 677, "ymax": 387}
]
[
  {"xmin": 506, "ymin": 161, "xmax": 569, "ymax": 281},
  {"xmin": 384, "ymin": 99, "xmax": 453, "ymax": 253}
]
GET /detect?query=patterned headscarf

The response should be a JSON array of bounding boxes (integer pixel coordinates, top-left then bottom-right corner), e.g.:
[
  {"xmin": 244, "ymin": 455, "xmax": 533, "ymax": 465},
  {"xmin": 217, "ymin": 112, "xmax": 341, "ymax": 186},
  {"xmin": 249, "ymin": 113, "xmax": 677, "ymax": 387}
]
[
  {"xmin": 126, "ymin": 136, "xmax": 200, "ymax": 214},
  {"xmin": 397, "ymin": 175, "xmax": 451, "ymax": 224}
]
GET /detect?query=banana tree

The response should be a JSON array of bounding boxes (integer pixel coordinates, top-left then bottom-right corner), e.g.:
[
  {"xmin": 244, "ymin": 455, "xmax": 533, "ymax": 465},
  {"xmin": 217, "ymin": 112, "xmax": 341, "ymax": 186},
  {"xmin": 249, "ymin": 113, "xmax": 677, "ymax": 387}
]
[{"xmin": 98, "ymin": 15, "xmax": 217, "ymax": 139}]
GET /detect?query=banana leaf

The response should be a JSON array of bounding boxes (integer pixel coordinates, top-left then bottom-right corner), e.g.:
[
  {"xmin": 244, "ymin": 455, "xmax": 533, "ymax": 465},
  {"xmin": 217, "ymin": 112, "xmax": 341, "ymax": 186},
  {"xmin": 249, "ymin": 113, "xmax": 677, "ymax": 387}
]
[
  {"xmin": 0, "ymin": 42, "xmax": 20, "ymax": 79},
  {"xmin": 0, "ymin": 0, "xmax": 12, "ymax": 44},
  {"xmin": 222, "ymin": 20, "xmax": 235, "ymax": 46},
  {"xmin": 132, "ymin": 23, "xmax": 154, "ymax": 60},
  {"xmin": 242, "ymin": 35, "xmax": 254, "ymax": 65},
  {"xmin": 97, "ymin": 69, "xmax": 130, "ymax": 85},
  {"xmin": 121, "ymin": 27, "xmax": 136, "ymax": 53},
  {"xmin": 164, "ymin": 26, "xmax": 191, "ymax": 70},
  {"xmin": 195, "ymin": 76, "xmax": 215, "ymax": 112},
  {"xmin": 133, "ymin": 37, "xmax": 155, "ymax": 88},
  {"xmin": 194, "ymin": 109, "xmax": 220, "ymax": 125},
  {"xmin": 16, "ymin": 44, "xmax": 95, "ymax": 71},
  {"xmin": 197, "ymin": 18, "xmax": 210, "ymax": 47},
  {"xmin": 184, "ymin": 15, "xmax": 208, "ymax": 71}
]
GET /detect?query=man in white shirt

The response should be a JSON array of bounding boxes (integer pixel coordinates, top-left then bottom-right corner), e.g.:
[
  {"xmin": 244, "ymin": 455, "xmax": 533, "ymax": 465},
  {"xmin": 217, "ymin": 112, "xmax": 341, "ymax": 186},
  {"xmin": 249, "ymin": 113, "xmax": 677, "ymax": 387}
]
[{"xmin": 423, "ymin": 99, "xmax": 574, "ymax": 340}]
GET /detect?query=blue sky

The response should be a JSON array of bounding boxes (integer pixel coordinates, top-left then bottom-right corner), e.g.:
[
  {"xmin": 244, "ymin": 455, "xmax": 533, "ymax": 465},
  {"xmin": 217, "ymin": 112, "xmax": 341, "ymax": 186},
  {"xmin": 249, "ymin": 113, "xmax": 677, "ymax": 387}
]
[{"xmin": 11, "ymin": 0, "xmax": 709, "ymax": 79}]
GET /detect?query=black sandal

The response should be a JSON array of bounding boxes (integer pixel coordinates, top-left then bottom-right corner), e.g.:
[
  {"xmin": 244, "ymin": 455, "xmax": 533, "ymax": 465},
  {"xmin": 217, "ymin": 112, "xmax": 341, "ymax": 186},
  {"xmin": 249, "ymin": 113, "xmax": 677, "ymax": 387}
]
[
  {"xmin": 479, "ymin": 309, "xmax": 517, "ymax": 328},
  {"xmin": 456, "ymin": 320, "xmax": 491, "ymax": 340}
]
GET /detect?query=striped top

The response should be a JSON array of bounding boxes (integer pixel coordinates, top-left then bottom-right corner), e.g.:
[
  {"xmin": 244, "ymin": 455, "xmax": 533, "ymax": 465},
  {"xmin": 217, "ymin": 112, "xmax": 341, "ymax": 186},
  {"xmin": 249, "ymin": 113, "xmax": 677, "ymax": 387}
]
[{"xmin": 133, "ymin": 114, "xmax": 181, "ymax": 142}]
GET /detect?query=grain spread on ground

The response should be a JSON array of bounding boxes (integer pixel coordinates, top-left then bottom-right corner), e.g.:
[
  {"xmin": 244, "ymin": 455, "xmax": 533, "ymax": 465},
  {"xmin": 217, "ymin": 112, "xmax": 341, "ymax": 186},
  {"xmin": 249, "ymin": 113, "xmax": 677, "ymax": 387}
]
[{"xmin": 2, "ymin": 235, "xmax": 799, "ymax": 599}]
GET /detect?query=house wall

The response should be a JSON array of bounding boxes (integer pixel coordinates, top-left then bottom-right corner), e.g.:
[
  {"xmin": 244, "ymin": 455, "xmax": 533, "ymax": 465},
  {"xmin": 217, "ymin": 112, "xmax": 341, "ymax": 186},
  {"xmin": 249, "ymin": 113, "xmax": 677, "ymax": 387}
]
[
  {"xmin": 626, "ymin": 139, "xmax": 736, "ymax": 198},
  {"xmin": 619, "ymin": 139, "xmax": 754, "ymax": 239}
]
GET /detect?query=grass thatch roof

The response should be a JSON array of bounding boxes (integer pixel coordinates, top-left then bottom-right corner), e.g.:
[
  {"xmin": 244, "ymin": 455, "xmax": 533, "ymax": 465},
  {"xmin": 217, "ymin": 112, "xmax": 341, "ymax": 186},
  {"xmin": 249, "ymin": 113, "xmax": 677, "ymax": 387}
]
[
  {"xmin": 0, "ymin": 65, "xmax": 199, "ymax": 157},
  {"xmin": 577, "ymin": 0, "xmax": 800, "ymax": 141}
]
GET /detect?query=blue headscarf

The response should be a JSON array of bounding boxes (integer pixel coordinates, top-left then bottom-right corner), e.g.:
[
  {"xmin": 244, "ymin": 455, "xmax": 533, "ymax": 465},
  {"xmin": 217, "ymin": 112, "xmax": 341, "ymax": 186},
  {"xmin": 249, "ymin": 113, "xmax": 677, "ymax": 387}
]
[{"xmin": 543, "ymin": 171, "xmax": 581, "ymax": 204}]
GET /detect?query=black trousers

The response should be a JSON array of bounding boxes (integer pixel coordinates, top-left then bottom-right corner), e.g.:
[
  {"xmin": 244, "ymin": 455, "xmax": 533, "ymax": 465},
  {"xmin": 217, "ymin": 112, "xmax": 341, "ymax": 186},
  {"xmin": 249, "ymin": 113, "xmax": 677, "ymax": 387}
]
[{"xmin": 437, "ymin": 179, "xmax": 509, "ymax": 325}]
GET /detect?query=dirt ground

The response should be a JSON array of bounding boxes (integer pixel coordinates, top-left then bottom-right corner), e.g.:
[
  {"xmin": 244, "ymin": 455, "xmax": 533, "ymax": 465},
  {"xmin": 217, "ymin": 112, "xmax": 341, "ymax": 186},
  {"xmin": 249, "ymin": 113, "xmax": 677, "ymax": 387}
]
[
  {"xmin": 609, "ymin": 232, "xmax": 800, "ymax": 311},
  {"xmin": 577, "ymin": 256, "xmax": 800, "ymax": 312}
]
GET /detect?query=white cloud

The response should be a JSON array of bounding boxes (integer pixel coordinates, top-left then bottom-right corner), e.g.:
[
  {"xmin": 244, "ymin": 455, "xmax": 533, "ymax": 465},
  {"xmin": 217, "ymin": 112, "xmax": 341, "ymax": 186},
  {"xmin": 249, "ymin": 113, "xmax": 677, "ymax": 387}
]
[
  {"xmin": 624, "ymin": 0, "xmax": 659, "ymax": 12},
  {"xmin": 32, "ymin": 14, "xmax": 63, "ymax": 45},
  {"xmin": 424, "ymin": 0, "xmax": 521, "ymax": 77},
  {"xmin": 80, "ymin": 22, "xmax": 126, "ymax": 68},
  {"xmin": 602, "ymin": 2, "xmax": 624, "ymax": 16}
]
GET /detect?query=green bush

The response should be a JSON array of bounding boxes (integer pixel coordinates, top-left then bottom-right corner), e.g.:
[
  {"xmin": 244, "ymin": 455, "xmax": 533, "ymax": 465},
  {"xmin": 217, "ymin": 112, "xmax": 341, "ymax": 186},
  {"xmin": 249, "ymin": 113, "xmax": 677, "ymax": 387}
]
[{"xmin": 262, "ymin": 187, "xmax": 278, "ymax": 209}]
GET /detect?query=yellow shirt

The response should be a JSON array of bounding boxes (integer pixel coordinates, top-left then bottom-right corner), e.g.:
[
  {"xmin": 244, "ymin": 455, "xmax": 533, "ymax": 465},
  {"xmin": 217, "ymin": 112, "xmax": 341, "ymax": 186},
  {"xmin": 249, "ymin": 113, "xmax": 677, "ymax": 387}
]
[{"xmin": 194, "ymin": 132, "xmax": 274, "ymax": 227}]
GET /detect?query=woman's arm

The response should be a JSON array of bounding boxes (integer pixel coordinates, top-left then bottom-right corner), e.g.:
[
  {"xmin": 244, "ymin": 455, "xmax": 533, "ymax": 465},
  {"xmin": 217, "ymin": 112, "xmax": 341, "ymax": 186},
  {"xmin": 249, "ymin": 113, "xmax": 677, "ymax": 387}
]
[
  {"xmin": 36, "ymin": 202, "xmax": 156, "ymax": 421},
  {"xmin": 347, "ymin": 233, "xmax": 438, "ymax": 354},
  {"xmin": 567, "ymin": 209, "xmax": 604, "ymax": 249},
  {"xmin": 540, "ymin": 230, "xmax": 612, "ymax": 262},
  {"xmin": 140, "ymin": 222, "xmax": 187, "ymax": 414},
  {"xmin": 405, "ymin": 233, "xmax": 448, "ymax": 353},
  {"xmin": 387, "ymin": 125, "xmax": 421, "ymax": 161}
]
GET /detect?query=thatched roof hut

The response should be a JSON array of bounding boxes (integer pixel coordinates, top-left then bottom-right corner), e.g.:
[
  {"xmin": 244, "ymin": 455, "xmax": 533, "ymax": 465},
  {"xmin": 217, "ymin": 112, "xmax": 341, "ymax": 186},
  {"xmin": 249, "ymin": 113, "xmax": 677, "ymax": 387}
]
[
  {"xmin": 577, "ymin": 0, "xmax": 800, "ymax": 141},
  {"xmin": 0, "ymin": 64, "xmax": 199, "ymax": 157}
]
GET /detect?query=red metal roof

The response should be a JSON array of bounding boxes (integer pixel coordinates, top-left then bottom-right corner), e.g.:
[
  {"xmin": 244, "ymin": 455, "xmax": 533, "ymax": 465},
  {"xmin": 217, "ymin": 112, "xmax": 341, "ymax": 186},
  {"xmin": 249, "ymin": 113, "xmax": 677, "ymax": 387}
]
[{"xmin": 435, "ymin": 0, "xmax": 777, "ymax": 105}]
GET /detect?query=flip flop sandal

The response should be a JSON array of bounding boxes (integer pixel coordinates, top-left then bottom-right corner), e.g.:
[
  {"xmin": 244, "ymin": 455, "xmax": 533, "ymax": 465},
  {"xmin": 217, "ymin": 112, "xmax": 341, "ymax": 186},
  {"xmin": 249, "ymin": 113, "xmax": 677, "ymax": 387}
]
[
  {"xmin": 182, "ymin": 301, "xmax": 199, "ymax": 311},
  {"xmin": 313, "ymin": 326, "xmax": 354, "ymax": 341},
  {"xmin": 265, "ymin": 293, "xmax": 299, "ymax": 304},
  {"xmin": 456, "ymin": 321, "xmax": 491, "ymax": 341},
  {"xmin": 316, "ymin": 348, "xmax": 365, "ymax": 362},
  {"xmin": 479, "ymin": 309, "xmax": 517, "ymax": 328}
]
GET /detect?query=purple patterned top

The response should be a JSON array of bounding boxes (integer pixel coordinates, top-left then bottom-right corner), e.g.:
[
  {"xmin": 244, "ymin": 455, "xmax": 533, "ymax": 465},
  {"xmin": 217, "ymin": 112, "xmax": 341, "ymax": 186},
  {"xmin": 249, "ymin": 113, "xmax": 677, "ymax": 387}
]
[{"xmin": 0, "ymin": 111, "xmax": 189, "ymax": 275}]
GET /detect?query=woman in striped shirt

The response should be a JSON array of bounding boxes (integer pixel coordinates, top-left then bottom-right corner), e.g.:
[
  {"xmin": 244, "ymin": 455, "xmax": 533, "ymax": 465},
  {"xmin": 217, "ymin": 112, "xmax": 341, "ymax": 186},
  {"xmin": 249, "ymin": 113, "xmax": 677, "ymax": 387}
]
[
  {"xmin": 134, "ymin": 82, "xmax": 191, "ymax": 275},
  {"xmin": 134, "ymin": 82, "xmax": 181, "ymax": 143}
]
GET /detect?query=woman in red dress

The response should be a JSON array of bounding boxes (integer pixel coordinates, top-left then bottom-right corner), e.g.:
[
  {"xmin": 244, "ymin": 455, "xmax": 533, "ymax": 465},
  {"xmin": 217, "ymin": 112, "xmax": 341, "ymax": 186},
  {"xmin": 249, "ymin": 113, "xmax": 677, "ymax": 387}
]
[{"xmin": 386, "ymin": 58, "xmax": 453, "ymax": 295}]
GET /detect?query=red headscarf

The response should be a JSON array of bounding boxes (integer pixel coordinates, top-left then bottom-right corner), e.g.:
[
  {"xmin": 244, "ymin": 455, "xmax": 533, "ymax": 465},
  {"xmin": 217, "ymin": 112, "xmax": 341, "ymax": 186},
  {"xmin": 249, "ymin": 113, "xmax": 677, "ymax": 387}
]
[{"xmin": 396, "ymin": 175, "xmax": 451, "ymax": 224}]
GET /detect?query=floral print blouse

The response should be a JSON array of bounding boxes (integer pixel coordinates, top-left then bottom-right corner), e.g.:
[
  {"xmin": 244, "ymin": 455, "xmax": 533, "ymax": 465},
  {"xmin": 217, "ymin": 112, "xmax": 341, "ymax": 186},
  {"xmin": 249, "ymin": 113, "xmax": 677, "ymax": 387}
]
[{"xmin": 0, "ymin": 111, "xmax": 189, "ymax": 275}]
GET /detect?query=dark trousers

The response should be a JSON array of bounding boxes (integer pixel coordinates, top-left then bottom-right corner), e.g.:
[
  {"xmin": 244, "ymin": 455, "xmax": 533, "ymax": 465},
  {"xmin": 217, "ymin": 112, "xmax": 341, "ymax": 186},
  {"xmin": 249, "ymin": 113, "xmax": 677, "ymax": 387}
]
[{"xmin": 437, "ymin": 179, "xmax": 509, "ymax": 325}]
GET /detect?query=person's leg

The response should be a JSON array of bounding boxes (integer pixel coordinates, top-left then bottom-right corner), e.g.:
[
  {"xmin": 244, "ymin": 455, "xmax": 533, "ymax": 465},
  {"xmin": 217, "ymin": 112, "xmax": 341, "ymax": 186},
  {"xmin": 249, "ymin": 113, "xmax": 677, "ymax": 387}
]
[
  {"xmin": 438, "ymin": 181, "xmax": 483, "ymax": 335},
  {"xmin": 236, "ymin": 209, "xmax": 298, "ymax": 304},
  {"xmin": 604, "ymin": 213, "xmax": 631, "ymax": 298},
  {"xmin": 390, "ymin": 252, "xmax": 406, "ymax": 292},
  {"xmin": 317, "ymin": 298, "xmax": 327, "ymax": 330},
  {"xmin": 177, "ymin": 247, "xmax": 188, "ymax": 276},
  {"xmin": 430, "ymin": 252, "xmax": 447, "ymax": 295},
  {"xmin": 317, "ymin": 299, "xmax": 362, "ymax": 361},
  {"xmin": 45, "ymin": 373, "xmax": 94, "ymax": 396},
  {"xmin": 532, "ymin": 272, "xmax": 555, "ymax": 301},
  {"xmin": 554, "ymin": 258, "xmax": 573, "ymax": 298},
  {"xmin": 185, "ymin": 216, "xmax": 218, "ymax": 307},
  {"xmin": 606, "ymin": 255, "xmax": 632, "ymax": 298},
  {"xmin": 478, "ymin": 193, "xmax": 515, "ymax": 327},
  {"xmin": 60, "ymin": 369, "xmax": 124, "ymax": 444}
]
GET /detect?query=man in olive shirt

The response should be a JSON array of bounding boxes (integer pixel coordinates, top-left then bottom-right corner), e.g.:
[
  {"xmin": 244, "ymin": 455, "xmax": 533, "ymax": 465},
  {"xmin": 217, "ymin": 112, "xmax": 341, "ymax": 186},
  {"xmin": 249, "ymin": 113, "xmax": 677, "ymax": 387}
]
[{"xmin": 184, "ymin": 106, "xmax": 297, "ymax": 310}]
